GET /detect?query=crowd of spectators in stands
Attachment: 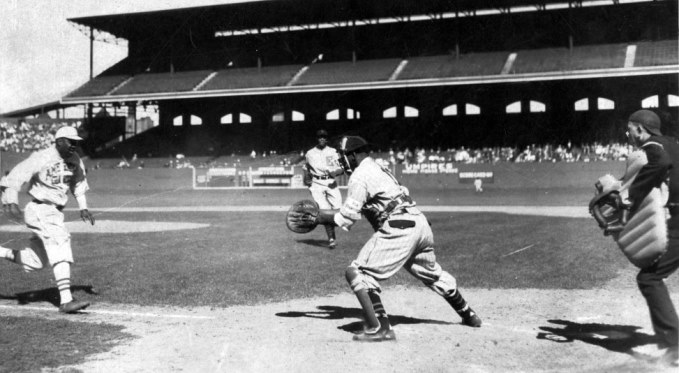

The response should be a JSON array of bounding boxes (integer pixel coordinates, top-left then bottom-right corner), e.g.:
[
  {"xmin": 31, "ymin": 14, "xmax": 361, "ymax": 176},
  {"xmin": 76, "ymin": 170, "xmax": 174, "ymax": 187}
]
[
  {"xmin": 373, "ymin": 142, "xmax": 630, "ymax": 166},
  {"xmin": 1, "ymin": 120, "xmax": 632, "ymax": 167},
  {"xmin": 0, "ymin": 121, "xmax": 61, "ymax": 153}
]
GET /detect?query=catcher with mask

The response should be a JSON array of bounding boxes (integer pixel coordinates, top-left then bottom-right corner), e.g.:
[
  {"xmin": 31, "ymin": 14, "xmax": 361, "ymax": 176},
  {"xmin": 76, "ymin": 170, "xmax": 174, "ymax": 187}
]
[{"xmin": 287, "ymin": 136, "xmax": 482, "ymax": 342}]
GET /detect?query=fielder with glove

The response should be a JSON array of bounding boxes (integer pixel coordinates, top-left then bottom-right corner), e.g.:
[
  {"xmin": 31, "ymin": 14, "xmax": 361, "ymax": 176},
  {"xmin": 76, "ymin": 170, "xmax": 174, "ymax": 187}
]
[
  {"xmin": 288, "ymin": 136, "xmax": 482, "ymax": 342},
  {"xmin": 302, "ymin": 129, "xmax": 344, "ymax": 249}
]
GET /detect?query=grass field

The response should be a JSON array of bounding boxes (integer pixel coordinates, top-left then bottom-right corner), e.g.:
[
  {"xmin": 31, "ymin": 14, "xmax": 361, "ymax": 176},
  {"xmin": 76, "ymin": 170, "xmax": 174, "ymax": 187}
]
[{"xmin": 0, "ymin": 186, "xmax": 677, "ymax": 372}]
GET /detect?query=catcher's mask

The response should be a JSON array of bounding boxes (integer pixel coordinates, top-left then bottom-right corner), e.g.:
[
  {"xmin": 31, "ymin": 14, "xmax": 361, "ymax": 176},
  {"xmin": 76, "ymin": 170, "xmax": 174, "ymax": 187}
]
[{"xmin": 337, "ymin": 136, "xmax": 369, "ymax": 174}]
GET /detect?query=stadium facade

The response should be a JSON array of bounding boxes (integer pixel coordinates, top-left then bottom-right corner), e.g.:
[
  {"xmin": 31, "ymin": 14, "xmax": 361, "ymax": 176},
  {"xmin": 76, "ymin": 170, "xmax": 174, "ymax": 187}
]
[{"xmin": 11, "ymin": 0, "xmax": 679, "ymax": 157}]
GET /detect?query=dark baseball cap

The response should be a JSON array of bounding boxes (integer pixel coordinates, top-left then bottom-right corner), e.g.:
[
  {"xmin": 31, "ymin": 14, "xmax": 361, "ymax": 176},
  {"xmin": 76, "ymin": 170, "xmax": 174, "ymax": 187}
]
[
  {"xmin": 338, "ymin": 136, "xmax": 370, "ymax": 153},
  {"xmin": 629, "ymin": 109, "xmax": 662, "ymax": 136},
  {"xmin": 316, "ymin": 129, "xmax": 329, "ymax": 138}
]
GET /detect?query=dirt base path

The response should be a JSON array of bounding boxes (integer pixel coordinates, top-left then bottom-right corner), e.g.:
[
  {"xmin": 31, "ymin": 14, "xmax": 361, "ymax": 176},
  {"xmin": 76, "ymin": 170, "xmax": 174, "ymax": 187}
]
[{"xmin": 3, "ymin": 271, "xmax": 676, "ymax": 373}]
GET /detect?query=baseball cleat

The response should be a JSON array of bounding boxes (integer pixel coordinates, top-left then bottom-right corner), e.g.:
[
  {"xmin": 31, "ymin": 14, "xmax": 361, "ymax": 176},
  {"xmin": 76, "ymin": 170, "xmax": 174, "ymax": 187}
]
[
  {"xmin": 352, "ymin": 328, "xmax": 396, "ymax": 342},
  {"xmin": 59, "ymin": 300, "xmax": 90, "ymax": 314},
  {"xmin": 462, "ymin": 311, "xmax": 482, "ymax": 327},
  {"xmin": 328, "ymin": 239, "xmax": 337, "ymax": 249}
]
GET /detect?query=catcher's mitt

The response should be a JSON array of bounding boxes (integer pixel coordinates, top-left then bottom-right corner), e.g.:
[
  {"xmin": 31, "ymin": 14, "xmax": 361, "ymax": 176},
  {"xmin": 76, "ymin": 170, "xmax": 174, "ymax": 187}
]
[
  {"xmin": 589, "ymin": 190, "xmax": 630, "ymax": 236},
  {"xmin": 286, "ymin": 199, "xmax": 320, "ymax": 233}
]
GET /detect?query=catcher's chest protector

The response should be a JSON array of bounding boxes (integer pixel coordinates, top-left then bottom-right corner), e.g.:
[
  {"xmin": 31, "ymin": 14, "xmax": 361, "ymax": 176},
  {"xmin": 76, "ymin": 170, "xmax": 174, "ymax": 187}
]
[
  {"xmin": 613, "ymin": 187, "xmax": 667, "ymax": 268},
  {"xmin": 603, "ymin": 150, "xmax": 668, "ymax": 268}
]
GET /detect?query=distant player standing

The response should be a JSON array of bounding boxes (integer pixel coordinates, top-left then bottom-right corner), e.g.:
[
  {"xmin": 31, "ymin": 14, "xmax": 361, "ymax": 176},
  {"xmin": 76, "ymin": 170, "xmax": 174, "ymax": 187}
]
[
  {"xmin": 0, "ymin": 126, "xmax": 95, "ymax": 314},
  {"xmin": 319, "ymin": 136, "xmax": 482, "ymax": 341},
  {"xmin": 303, "ymin": 129, "xmax": 343, "ymax": 249}
]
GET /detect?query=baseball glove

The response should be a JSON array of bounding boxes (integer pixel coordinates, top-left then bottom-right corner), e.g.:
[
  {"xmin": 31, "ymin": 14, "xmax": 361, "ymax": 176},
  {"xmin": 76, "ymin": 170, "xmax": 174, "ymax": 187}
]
[
  {"xmin": 589, "ymin": 190, "xmax": 630, "ymax": 236},
  {"xmin": 286, "ymin": 199, "xmax": 320, "ymax": 233}
]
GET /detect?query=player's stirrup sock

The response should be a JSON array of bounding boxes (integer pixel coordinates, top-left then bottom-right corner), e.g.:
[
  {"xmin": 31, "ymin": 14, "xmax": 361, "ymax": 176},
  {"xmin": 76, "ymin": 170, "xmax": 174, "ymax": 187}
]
[
  {"xmin": 445, "ymin": 289, "xmax": 474, "ymax": 318},
  {"xmin": 53, "ymin": 262, "xmax": 73, "ymax": 304},
  {"xmin": 325, "ymin": 225, "xmax": 336, "ymax": 241},
  {"xmin": 368, "ymin": 291, "xmax": 391, "ymax": 331}
]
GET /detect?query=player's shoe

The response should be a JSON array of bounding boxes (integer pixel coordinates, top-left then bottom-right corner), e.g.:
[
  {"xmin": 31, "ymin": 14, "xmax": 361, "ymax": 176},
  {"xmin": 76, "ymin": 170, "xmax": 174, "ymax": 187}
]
[
  {"xmin": 59, "ymin": 300, "xmax": 90, "ymax": 314},
  {"xmin": 328, "ymin": 239, "xmax": 337, "ymax": 249},
  {"xmin": 462, "ymin": 309, "xmax": 482, "ymax": 327},
  {"xmin": 661, "ymin": 347, "xmax": 679, "ymax": 367},
  {"xmin": 352, "ymin": 328, "xmax": 396, "ymax": 342}
]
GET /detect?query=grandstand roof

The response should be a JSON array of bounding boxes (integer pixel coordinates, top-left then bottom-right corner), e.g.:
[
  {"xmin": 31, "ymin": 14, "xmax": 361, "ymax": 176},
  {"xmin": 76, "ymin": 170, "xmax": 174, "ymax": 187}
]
[
  {"xmin": 61, "ymin": 40, "xmax": 679, "ymax": 105},
  {"xmin": 68, "ymin": 0, "xmax": 645, "ymax": 41}
]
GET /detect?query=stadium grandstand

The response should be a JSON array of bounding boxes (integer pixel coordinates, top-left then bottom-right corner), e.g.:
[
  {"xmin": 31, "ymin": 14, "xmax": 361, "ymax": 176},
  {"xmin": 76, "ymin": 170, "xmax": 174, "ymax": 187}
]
[{"xmin": 0, "ymin": 0, "xmax": 677, "ymax": 164}]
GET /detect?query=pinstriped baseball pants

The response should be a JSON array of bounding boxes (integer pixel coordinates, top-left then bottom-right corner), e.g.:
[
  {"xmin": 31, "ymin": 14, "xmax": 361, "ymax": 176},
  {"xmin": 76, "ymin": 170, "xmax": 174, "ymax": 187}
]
[{"xmin": 350, "ymin": 211, "xmax": 457, "ymax": 296}]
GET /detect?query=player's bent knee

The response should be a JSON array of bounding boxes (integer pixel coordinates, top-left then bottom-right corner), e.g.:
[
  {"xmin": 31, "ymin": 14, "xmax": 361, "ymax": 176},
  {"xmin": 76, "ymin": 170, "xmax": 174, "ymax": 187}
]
[{"xmin": 345, "ymin": 265, "xmax": 366, "ymax": 292}]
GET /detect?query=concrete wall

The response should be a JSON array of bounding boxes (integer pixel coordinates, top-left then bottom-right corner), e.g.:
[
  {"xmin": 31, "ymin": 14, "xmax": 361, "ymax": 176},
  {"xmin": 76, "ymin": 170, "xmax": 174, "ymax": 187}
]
[{"xmin": 82, "ymin": 161, "xmax": 627, "ymax": 191}]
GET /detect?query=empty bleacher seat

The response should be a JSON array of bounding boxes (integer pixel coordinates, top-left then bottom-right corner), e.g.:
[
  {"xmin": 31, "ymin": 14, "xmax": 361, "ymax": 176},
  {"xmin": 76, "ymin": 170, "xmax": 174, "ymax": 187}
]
[
  {"xmin": 511, "ymin": 43, "xmax": 628, "ymax": 74},
  {"xmin": 199, "ymin": 65, "xmax": 303, "ymax": 90},
  {"xmin": 66, "ymin": 75, "xmax": 131, "ymax": 97},
  {"xmin": 634, "ymin": 40, "xmax": 679, "ymax": 67},
  {"xmin": 293, "ymin": 59, "xmax": 402, "ymax": 86},
  {"xmin": 398, "ymin": 52, "xmax": 508, "ymax": 80},
  {"xmin": 114, "ymin": 70, "xmax": 213, "ymax": 95}
]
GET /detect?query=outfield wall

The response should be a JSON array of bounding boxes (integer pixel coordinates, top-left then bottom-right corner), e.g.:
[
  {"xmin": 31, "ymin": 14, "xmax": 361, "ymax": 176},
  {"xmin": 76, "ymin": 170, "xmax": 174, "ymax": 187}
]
[{"xmin": 83, "ymin": 161, "xmax": 627, "ymax": 191}]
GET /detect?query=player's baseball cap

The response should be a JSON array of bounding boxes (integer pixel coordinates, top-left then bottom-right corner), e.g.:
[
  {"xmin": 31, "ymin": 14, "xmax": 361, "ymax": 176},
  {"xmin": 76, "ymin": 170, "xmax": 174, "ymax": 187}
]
[
  {"xmin": 629, "ymin": 109, "xmax": 662, "ymax": 136},
  {"xmin": 316, "ymin": 129, "xmax": 329, "ymax": 138},
  {"xmin": 338, "ymin": 136, "xmax": 370, "ymax": 153},
  {"xmin": 55, "ymin": 126, "xmax": 83, "ymax": 141}
]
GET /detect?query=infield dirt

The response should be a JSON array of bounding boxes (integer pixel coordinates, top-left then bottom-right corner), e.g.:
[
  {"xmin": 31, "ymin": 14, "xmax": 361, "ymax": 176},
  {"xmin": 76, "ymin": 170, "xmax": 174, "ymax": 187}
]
[{"xmin": 9, "ymin": 275, "xmax": 677, "ymax": 373}]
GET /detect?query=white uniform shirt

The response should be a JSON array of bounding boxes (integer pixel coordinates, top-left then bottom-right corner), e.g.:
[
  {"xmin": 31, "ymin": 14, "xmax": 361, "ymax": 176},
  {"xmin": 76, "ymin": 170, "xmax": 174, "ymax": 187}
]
[
  {"xmin": 305, "ymin": 145, "xmax": 342, "ymax": 186},
  {"xmin": 4, "ymin": 147, "xmax": 89, "ymax": 208},
  {"xmin": 335, "ymin": 157, "xmax": 413, "ymax": 229}
]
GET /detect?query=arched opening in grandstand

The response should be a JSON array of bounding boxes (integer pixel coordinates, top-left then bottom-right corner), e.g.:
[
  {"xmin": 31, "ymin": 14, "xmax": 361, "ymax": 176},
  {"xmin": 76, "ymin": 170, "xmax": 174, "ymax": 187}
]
[
  {"xmin": 642, "ymin": 95, "xmax": 659, "ymax": 108},
  {"xmin": 670, "ymin": 95, "xmax": 679, "ymax": 107},
  {"xmin": 383, "ymin": 107, "xmax": 397, "ymax": 119},
  {"xmin": 529, "ymin": 101, "xmax": 546, "ymax": 113},
  {"xmin": 506, "ymin": 101, "xmax": 521, "ymax": 114},
  {"xmin": 272, "ymin": 110, "xmax": 305, "ymax": 123},
  {"xmin": 597, "ymin": 98, "xmax": 615, "ymax": 111},
  {"xmin": 404, "ymin": 106, "xmax": 419, "ymax": 118},
  {"xmin": 326, "ymin": 108, "xmax": 360, "ymax": 120},
  {"xmin": 465, "ymin": 104, "xmax": 481, "ymax": 115},
  {"xmin": 442, "ymin": 104, "xmax": 458, "ymax": 116}
]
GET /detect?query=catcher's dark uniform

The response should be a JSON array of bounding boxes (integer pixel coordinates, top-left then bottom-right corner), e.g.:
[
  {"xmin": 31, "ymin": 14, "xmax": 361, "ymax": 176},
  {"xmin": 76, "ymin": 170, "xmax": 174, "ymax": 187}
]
[{"xmin": 629, "ymin": 134, "xmax": 679, "ymax": 353}]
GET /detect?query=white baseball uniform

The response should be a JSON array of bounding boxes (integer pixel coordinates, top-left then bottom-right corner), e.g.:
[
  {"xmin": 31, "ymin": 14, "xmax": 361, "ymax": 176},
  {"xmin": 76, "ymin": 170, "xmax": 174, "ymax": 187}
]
[
  {"xmin": 334, "ymin": 156, "xmax": 458, "ymax": 296},
  {"xmin": 4, "ymin": 146, "xmax": 89, "ymax": 267},
  {"xmin": 304, "ymin": 145, "xmax": 343, "ymax": 209}
]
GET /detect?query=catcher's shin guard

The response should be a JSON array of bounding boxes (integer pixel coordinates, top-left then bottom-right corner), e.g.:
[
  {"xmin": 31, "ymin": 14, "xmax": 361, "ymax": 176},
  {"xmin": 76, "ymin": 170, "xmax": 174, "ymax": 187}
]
[{"xmin": 346, "ymin": 266, "xmax": 380, "ymax": 330}]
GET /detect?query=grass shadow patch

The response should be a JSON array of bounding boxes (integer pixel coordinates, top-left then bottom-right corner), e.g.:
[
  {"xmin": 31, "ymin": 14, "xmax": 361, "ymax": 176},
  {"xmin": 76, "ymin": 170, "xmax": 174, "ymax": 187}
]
[{"xmin": 0, "ymin": 315, "xmax": 135, "ymax": 373}]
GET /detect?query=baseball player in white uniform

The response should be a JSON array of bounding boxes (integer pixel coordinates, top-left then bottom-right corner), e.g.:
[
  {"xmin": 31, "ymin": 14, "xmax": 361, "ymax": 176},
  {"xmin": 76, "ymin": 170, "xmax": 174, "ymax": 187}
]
[
  {"xmin": 316, "ymin": 136, "xmax": 482, "ymax": 341},
  {"xmin": 0, "ymin": 126, "xmax": 95, "ymax": 314},
  {"xmin": 304, "ymin": 129, "xmax": 343, "ymax": 249}
]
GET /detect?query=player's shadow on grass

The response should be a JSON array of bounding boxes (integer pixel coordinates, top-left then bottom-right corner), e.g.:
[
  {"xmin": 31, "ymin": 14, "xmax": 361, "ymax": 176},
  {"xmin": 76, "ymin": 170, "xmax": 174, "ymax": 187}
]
[
  {"xmin": 296, "ymin": 238, "xmax": 332, "ymax": 248},
  {"xmin": 276, "ymin": 305, "xmax": 453, "ymax": 333},
  {"xmin": 537, "ymin": 319, "xmax": 657, "ymax": 356},
  {"xmin": 0, "ymin": 285, "xmax": 98, "ymax": 307}
]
